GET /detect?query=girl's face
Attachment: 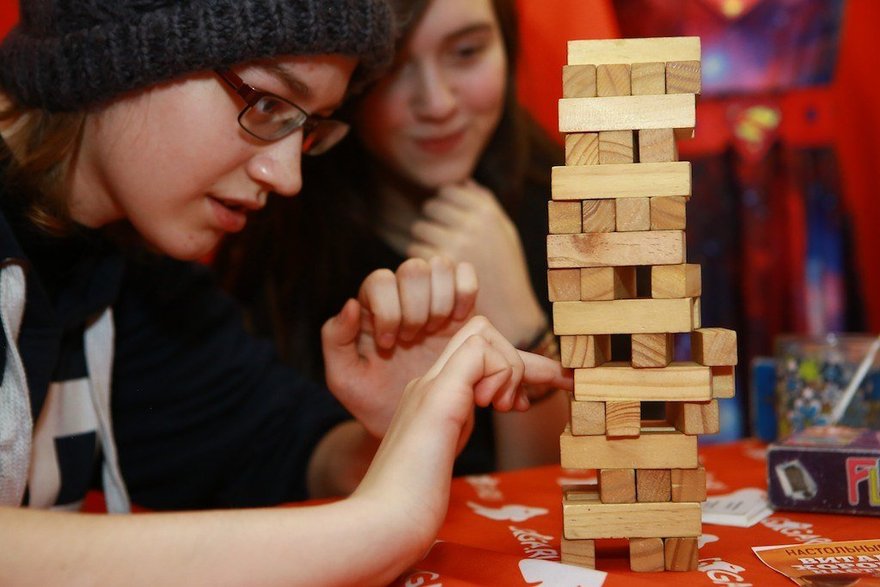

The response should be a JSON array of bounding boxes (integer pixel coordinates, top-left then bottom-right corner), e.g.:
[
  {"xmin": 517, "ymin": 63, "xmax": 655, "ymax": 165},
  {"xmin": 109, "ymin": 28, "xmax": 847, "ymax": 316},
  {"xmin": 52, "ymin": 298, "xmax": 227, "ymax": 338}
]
[
  {"xmin": 71, "ymin": 54, "xmax": 356, "ymax": 260},
  {"xmin": 354, "ymin": 0, "xmax": 506, "ymax": 191}
]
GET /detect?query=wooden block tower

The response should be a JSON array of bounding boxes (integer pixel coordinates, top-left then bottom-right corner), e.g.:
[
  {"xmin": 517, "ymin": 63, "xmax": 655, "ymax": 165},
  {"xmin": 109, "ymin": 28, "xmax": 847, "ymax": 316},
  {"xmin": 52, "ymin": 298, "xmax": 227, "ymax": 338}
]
[{"xmin": 548, "ymin": 37, "xmax": 738, "ymax": 572}]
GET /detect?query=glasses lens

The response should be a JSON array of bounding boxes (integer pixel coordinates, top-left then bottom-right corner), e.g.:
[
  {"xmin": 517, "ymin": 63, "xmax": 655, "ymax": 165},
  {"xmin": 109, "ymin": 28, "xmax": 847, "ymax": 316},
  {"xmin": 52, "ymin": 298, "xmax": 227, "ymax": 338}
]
[
  {"xmin": 240, "ymin": 95, "xmax": 308, "ymax": 141},
  {"xmin": 303, "ymin": 120, "xmax": 350, "ymax": 156}
]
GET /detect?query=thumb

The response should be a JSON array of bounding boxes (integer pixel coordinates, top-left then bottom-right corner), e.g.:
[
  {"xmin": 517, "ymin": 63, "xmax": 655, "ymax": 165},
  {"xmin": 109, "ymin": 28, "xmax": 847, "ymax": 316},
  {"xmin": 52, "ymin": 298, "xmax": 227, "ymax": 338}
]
[
  {"xmin": 517, "ymin": 350, "xmax": 574, "ymax": 392},
  {"xmin": 321, "ymin": 298, "xmax": 363, "ymax": 374}
]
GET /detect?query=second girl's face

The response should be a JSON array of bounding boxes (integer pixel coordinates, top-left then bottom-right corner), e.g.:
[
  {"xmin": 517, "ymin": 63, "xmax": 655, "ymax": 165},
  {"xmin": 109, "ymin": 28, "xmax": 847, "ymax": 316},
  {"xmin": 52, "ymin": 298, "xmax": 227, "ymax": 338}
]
[
  {"xmin": 71, "ymin": 54, "xmax": 356, "ymax": 261},
  {"xmin": 354, "ymin": 0, "xmax": 506, "ymax": 190}
]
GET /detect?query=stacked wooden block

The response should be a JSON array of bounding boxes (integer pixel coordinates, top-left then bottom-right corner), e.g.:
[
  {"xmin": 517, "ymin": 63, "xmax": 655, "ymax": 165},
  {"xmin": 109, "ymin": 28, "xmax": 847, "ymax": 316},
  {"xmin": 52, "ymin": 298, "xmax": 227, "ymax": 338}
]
[{"xmin": 548, "ymin": 37, "xmax": 738, "ymax": 572}]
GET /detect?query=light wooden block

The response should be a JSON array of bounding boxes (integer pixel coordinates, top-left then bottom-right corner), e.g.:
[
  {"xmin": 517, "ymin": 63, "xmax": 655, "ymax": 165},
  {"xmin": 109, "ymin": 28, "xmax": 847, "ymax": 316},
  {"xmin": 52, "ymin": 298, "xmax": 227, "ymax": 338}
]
[
  {"xmin": 630, "ymin": 537, "xmax": 665, "ymax": 572},
  {"xmin": 559, "ymin": 94, "xmax": 695, "ymax": 133},
  {"xmin": 568, "ymin": 37, "xmax": 701, "ymax": 66},
  {"xmin": 599, "ymin": 130, "xmax": 635, "ymax": 164},
  {"xmin": 651, "ymin": 196, "xmax": 687, "ymax": 230},
  {"xmin": 666, "ymin": 61, "xmax": 701, "ymax": 94},
  {"xmin": 606, "ymin": 401, "xmax": 640, "ymax": 437},
  {"xmin": 637, "ymin": 469, "xmax": 671, "ymax": 502},
  {"xmin": 581, "ymin": 199, "xmax": 616, "ymax": 232},
  {"xmin": 548, "ymin": 269, "xmax": 581, "ymax": 302},
  {"xmin": 692, "ymin": 327, "xmax": 738, "ymax": 366},
  {"xmin": 553, "ymin": 298, "xmax": 698, "ymax": 335},
  {"xmin": 631, "ymin": 62, "xmax": 666, "ymax": 96},
  {"xmin": 615, "ymin": 197, "xmax": 650, "ymax": 231},
  {"xmin": 665, "ymin": 537, "xmax": 699, "ymax": 571},
  {"xmin": 565, "ymin": 132, "xmax": 599, "ymax": 166},
  {"xmin": 631, "ymin": 333, "xmax": 674, "ymax": 368},
  {"xmin": 562, "ymin": 64, "xmax": 597, "ymax": 98},
  {"xmin": 571, "ymin": 399, "xmax": 605, "ymax": 435},
  {"xmin": 597, "ymin": 64, "xmax": 631, "ymax": 97},
  {"xmin": 580, "ymin": 266, "xmax": 637, "ymax": 301},
  {"xmin": 671, "ymin": 467, "xmax": 707, "ymax": 502},
  {"xmin": 548, "ymin": 201, "xmax": 582, "ymax": 234},
  {"xmin": 561, "ymin": 538, "xmax": 596, "ymax": 569},
  {"xmin": 670, "ymin": 400, "xmax": 720, "ymax": 435},
  {"xmin": 711, "ymin": 365, "xmax": 736, "ymax": 398},
  {"xmin": 650, "ymin": 264, "xmax": 701, "ymax": 298},
  {"xmin": 560, "ymin": 426, "xmax": 698, "ymax": 469},
  {"xmin": 692, "ymin": 297, "xmax": 702, "ymax": 329},
  {"xmin": 547, "ymin": 231, "xmax": 685, "ymax": 269},
  {"xmin": 639, "ymin": 128, "xmax": 678, "ymax": 163},
  {"xmin": 574, "ymin": 362, "xmax": 712, "ymax": 401},
  {"xmin": 561, "ymin": 335, "xmax": 611, "ymax": 368},
  {"xmin": 552, "ymin": 162, "xmax": 691, "ymax": 200},
  {"xmin": 599, "ymin": 469, "xmax": 635, "ymax": 503}
]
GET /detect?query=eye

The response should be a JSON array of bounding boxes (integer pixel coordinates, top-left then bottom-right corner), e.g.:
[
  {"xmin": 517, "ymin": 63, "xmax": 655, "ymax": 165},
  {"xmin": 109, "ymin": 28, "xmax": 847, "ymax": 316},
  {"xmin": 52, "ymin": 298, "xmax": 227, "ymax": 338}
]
[{"xmin": 255, "ymin": 96, "xmax": 284, "ymax": 115}]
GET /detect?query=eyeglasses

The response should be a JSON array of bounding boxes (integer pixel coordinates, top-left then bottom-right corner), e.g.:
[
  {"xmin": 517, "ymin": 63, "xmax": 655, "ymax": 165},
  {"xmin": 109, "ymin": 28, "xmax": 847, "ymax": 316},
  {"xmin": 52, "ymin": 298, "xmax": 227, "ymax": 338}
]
[{"xmin": 215, "ymin": 68, "xmax": 349, "ymax": 155}]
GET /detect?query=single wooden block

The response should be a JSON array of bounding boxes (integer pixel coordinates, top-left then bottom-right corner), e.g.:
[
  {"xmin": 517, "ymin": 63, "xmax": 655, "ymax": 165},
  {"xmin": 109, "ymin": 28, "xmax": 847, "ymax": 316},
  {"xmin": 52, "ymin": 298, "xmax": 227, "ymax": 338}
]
[
  {"xmin": 558, "ymin": 94, "xmax": 695, "ymax": 133},
  {"xmin": 561, "ymin": 538, "xmax": 596, "ymax": 570},
  {"xmin": 547, "ymin": 231, "xmax": 685, "ymax": 269},
  {"xmin": 560, "ymin": 425, "xmax": 699, "ymax": 469},
  {"xmin": 597, "ymin": 63, "xmax": 631, "ymax": 96},
  {"xmin": 581, "ymin": 199, "xmax": 616, "ymax": 232},
  {"xmin": 650, "ymin": 196, "xmax": 687, "ymax": 230},
  {"xmin": 711, "ymin": 365, "xmax": 736, "ymax": 399},
  {"xmin": 565, "ymin": 132, "xmax": 600, "ymax": 166},
  {"xmin": 671, "ymin": 467, "xmax": 707, "ymax": 502},
  {"xmin": 670, "ymin": 400, "xmax": 720, "ymax": 435},
  {"xmin": 553, "ymin": 298, "xmax": 698, "ymax": 335},
  {"xmin": 631, "ymin": 333, "xmax": 674, "ymax": 368},
  {"xmin": 548, "ymin": 201, "xmax": 582, "ymax": 234},
  {"xmin": 580, "ymin": 266, "xmax": 637, "ymax": 301},
  {"xmin": 615, "ymin": 197, "xmax": 651, "ymax": 231},
  {"xmin": 692, "ymin": 327, "xmax": 738, "ymax": 366},
  {"xmin": 665, "ymin": 537, "xmax": 699, "ymax": 571},
  {"xmin": 599, "ymin": 130, "xmax": 635, "ymax": 164},
  {"xmin": 606, "ymin": 400, "xmax": 640, "ymax": 438},
  {"xmin": 552, "ymin": 162, "xmax": 691, "ymax": 200},
  {"xmin": 561, "ymin": 334, "xmax": 611, "ymax": 368},
  {"xmin": 666, "ymin": 61, "xmax": 701, "ymax": 95},
  {"xmin": 630, "ymin": 537, "xmax": 665, "ymax": 572},
  {"xmin": 548, "ymin": 269, "xmax": 581, "ymax": 302},
  {"xmin": 571, "ymin": 399, "xmax": 605, "ymax": 435},
  {"xmin": 650, "ymin": 264, "xmax": 701, "ymax": 298},
  {"xmin": 692, "ymin": 297, "xmax": 702, "ymax": 329},
  {"xmin": 599, "ymin": 469, "xmax": 636, "ymax": 503},
  {"xmin": 631, "ymin": 62, "xmax": 666, "ymax": 96},
  {"xmin": 575, "ymin": 362, "xmax": 712, "ymax": 401},
  {"xmin": 637, "ymin": 469, "xmax": 672, "ymax": 502},
  {"xmin": 562, "ymin": 64, "xmax": 597, "ymax": 98},
  {"xmin": 639, "ymin": 128, "xmax": 678, "ymax": 163},
  {"xmin": 568, "ymin": 37, "xmax": 701, "ymax": 66}
]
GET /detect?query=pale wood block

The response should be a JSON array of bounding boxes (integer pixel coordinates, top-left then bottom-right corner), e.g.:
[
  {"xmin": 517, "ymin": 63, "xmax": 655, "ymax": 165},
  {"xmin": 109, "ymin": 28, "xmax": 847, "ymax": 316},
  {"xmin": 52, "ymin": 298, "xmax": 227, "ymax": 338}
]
[
  {"xmin": 581, "ymin": 199, "xmax": 616, "ymax": 232},
  {"xmin": 630, "ymin": 537, "xmax": 665, "ymax": 572},
  {"xmin": 606, "ymin": 400, "xmax": 640, "ymax": 437},
  {"xmin": 552, "ymin": 162, "xmax": 691, "ymax": 200},
  {"xmin": 571, "ymin": 399, "xmax": 605, "ymax": 435},
  {"xmin": 671, "ymin": 467, "xmax": 707, "ymax": 502},
  {"xmin": 639, "ymin": 128, "xmax": 678, "ymax": 163},
  {"xmin": 568, "ymin": 37, "xmax": 701, "ymax": 66},
  {"xmin": 631, "ymin": 333, "xmax": 674, "ymax": 368},
  {"xmin": 693, "ymin": 297, "xmax": 702, "ymax": 329},
  {"xmin": 560, "ymin": 425, "xmax": 698, "ymax": 469},
  {"xmin": 547, "ymin": 231, "xmax": 685, "ymax": 269},
  {"xmin": 650, "ymin": 264, "xmax": 701, "ymax": 298},
  {"xmin": 599, "ymin": 130, "xmax": 635, "ymax": 164},
  {"xmin": 637, "ymin": 469, "xmax": 671, "ymax": 502},
  {"xmin": 615, "ymin": 197, "xmax": 650, "ymax": 231},
  {"xmin": 565, "ymin": 132, "xmax": 600, "ymax": 166},
  {"xmin": 562, "ymin": 64, "xmax": 597, "ymax": 98},
  {"xmin": 665, "ymin": 537, "xmax": 699, "ymax": 571},
  {"xmin": 548, "ymin": 201, "xmax": 582, "ymax": 234},
  {"xmin": 561, "ymin": 538, "xmax": 596, "ymax": 569},
  {"xmin": 670, "ymin": 400, "xmax": 720, "ymax": 435},
  {"xmin": 711, "ymin": 365, "xmax": 736, "ymax": 399},
  {"xmin": 692, "ymin": 327, "xmax": 738, "ymax": 366},
  {"xmin": 575, "ymin": 362, "xmax": 712, "ymax": 401},
  {"xmin": 631, "ymin": 62, "xmax": 666, "ymax": 96},
  {"xmin": 599, "ymin": 468, "xmax": 635, "ymax": 503},
  {"xmin": 548, "ymin": 269, "xmax": 581, "ymax": 302},
  {"xmin": 559, "ymin": 94, "xmax": 695, "ymax": 133},
  {"xmin": 553, "ymin": 298, "xmax": 698, "ymax": 336},
  {"xmin": 580, "ymin": 266, "xmax": 637, "ymax": 301},
  {"xmin": 597, "ymin": 63, "xmax": 631, "ymax": 97},
  {"xmin": 650, "ymin": 196, "xmax": 687, "ymax": 230},
  {"xmin": 666, "ymin": 60, "xmax": 701, "ymax": 95},
  {"xmin": 561, "ymin": 335, "xmax": 611, "ymax": 368}
]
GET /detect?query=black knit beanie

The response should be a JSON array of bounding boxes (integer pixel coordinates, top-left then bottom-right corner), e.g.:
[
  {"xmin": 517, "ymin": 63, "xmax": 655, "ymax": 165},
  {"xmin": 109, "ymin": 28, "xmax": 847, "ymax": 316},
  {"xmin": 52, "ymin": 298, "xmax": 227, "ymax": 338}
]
[{"xmin": 0, "ymin": 0, "xmax": 395, "ymax": 112}]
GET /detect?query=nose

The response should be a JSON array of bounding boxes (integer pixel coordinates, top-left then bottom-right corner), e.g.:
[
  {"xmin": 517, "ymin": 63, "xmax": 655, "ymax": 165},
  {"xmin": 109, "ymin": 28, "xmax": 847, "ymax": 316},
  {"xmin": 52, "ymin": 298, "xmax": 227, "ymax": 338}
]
[
  {"xmin": 245, "ymin": 132, "xmax": 304, "ymax": 197},
  {"xmin": 412, "ymin": 62, "xmax": 457, "ymax": 121}
]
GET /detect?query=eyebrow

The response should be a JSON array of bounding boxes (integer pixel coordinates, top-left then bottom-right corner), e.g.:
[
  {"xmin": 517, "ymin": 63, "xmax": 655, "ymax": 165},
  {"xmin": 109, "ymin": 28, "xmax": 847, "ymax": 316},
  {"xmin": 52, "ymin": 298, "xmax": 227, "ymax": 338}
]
[
  {"xmin": 265, "ymin": 62, "xmax": 346, "ymax": 114},
  {"xmin": 445, "ymin": 22, "xmax": 495, "ymax": 43}
]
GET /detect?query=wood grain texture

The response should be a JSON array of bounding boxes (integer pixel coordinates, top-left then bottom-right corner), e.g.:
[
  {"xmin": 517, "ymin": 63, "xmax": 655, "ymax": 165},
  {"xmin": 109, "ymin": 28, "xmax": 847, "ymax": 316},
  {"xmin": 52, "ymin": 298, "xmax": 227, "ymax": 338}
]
[
  {"xmin": 599, "ymin": 130, "xmax": 635, "ymax": 164},
  {"xmin": 561, "ymin": 538, "xmax": 596, "ymax": 569},
  {"xmin": 630, "ymin": 538, "xmax": 665, "ymax": 572},
  {"xmin": 581, "ymin": 199, "xmax": 616, "ymax": 232},
  {"xmin": 559, "ymin": 94, "xmax": 695, "ymax": 133},
  {"xmin": 548, "ymin": 201, "xmax": 582, "ymax": 234},
  {"xmin": 547, "ymin": 231, "xmax": 685, "ymax": 269},
  {"xmin": 597, "ymin": 63, "xmax": 631, "ymax": 97},
  {"xmin": 631, "ymin": 62, "xmax": 666, "ymax": 96},
  {"xmin": 560, "ymin": 425, "xmax": 698, "ymax": 469},
  {"xmin": 631, "ymin": 333, "xmax": 674, "ymax": 368},
  {"xmin": 606, "ymin": 400, "xmax": 641, "ymax": 437},
  {"xmin": 666, "ymin": 60, "xmax": 701, "ymax": 94},
  {"xmin": 650, "ymin": 263, "xmax": 701, "ymax": 298},
  {"xmin": 574, "ymin": 361, "xmax": 712, "ymax": 401},
  {"xmin": 565, "ymin": 132, "xmax": 600, "ymax": 166},
  {"xmin": 553, "ymin": 298, "xmax": 698, "ymax": 335},
  {"xmin": 650, "ymin": 196, "xmax": 687, "ymax": 230},
  {"xmin": 637, "ymin": 469, "xmax": 672, "ymax": 502},
  {"xmin": 665, "ymin": 537, "xmax": 699, "ymax": 571},
  {"xmin": 547, "ymin": 268, "xmax": 581, "ymax": 302},
  {"xmin": 562, "ymin": 64, "xmax": 597, "ymax": 98},
  {"xmin": 579, "ymin": 266, "xmax": 637, "ymax": 300},
  {"xmin": 552, "ymin": 162, "xmax": 691, "ymax": 200},
  {"xmin": 669, "ymin": 400, "xmax": 720, "ymax": 435},
  {"xmin": 692, "ymin": 327, "xmax": 738, "ymax": 366},
  {"xmin": 571, "ymin": 399, "xmax": 606, "ymax": 435},
  {"xmin": 599, "ymin": 468, "xmax": 635, "ymax": 503},
  {"xmin": 561, "ymin": 334, "xmax": 611, "ymax": 368},
  {"xmin": 671, "ymin": 467, "xmax": 707, "ymax": 502},
  {"xmin": 615, "ymin": 197, "xmax": 651, "ymax": 231},
  {"xmin": 639, "ymin": 128, "xmax": 678, "ymax": 163},
  {"xmin": 711, "ymin": 365, "xmax": 736, "ymax": 399},
  {"xmin": 568, "ymin": 37, "xmax": 701, "ymax": 66}
]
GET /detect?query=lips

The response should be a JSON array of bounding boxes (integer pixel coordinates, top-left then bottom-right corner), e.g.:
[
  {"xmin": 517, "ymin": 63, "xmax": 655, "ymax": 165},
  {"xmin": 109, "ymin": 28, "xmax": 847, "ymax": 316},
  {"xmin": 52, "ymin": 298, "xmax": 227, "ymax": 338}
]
[
  {"xmin": 208, "ymin": 196, "xmax": 250, "ymax": 233},
  {"xmin": 414, "ymin": 129, "xmax": 466, "ymax": 155}
]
